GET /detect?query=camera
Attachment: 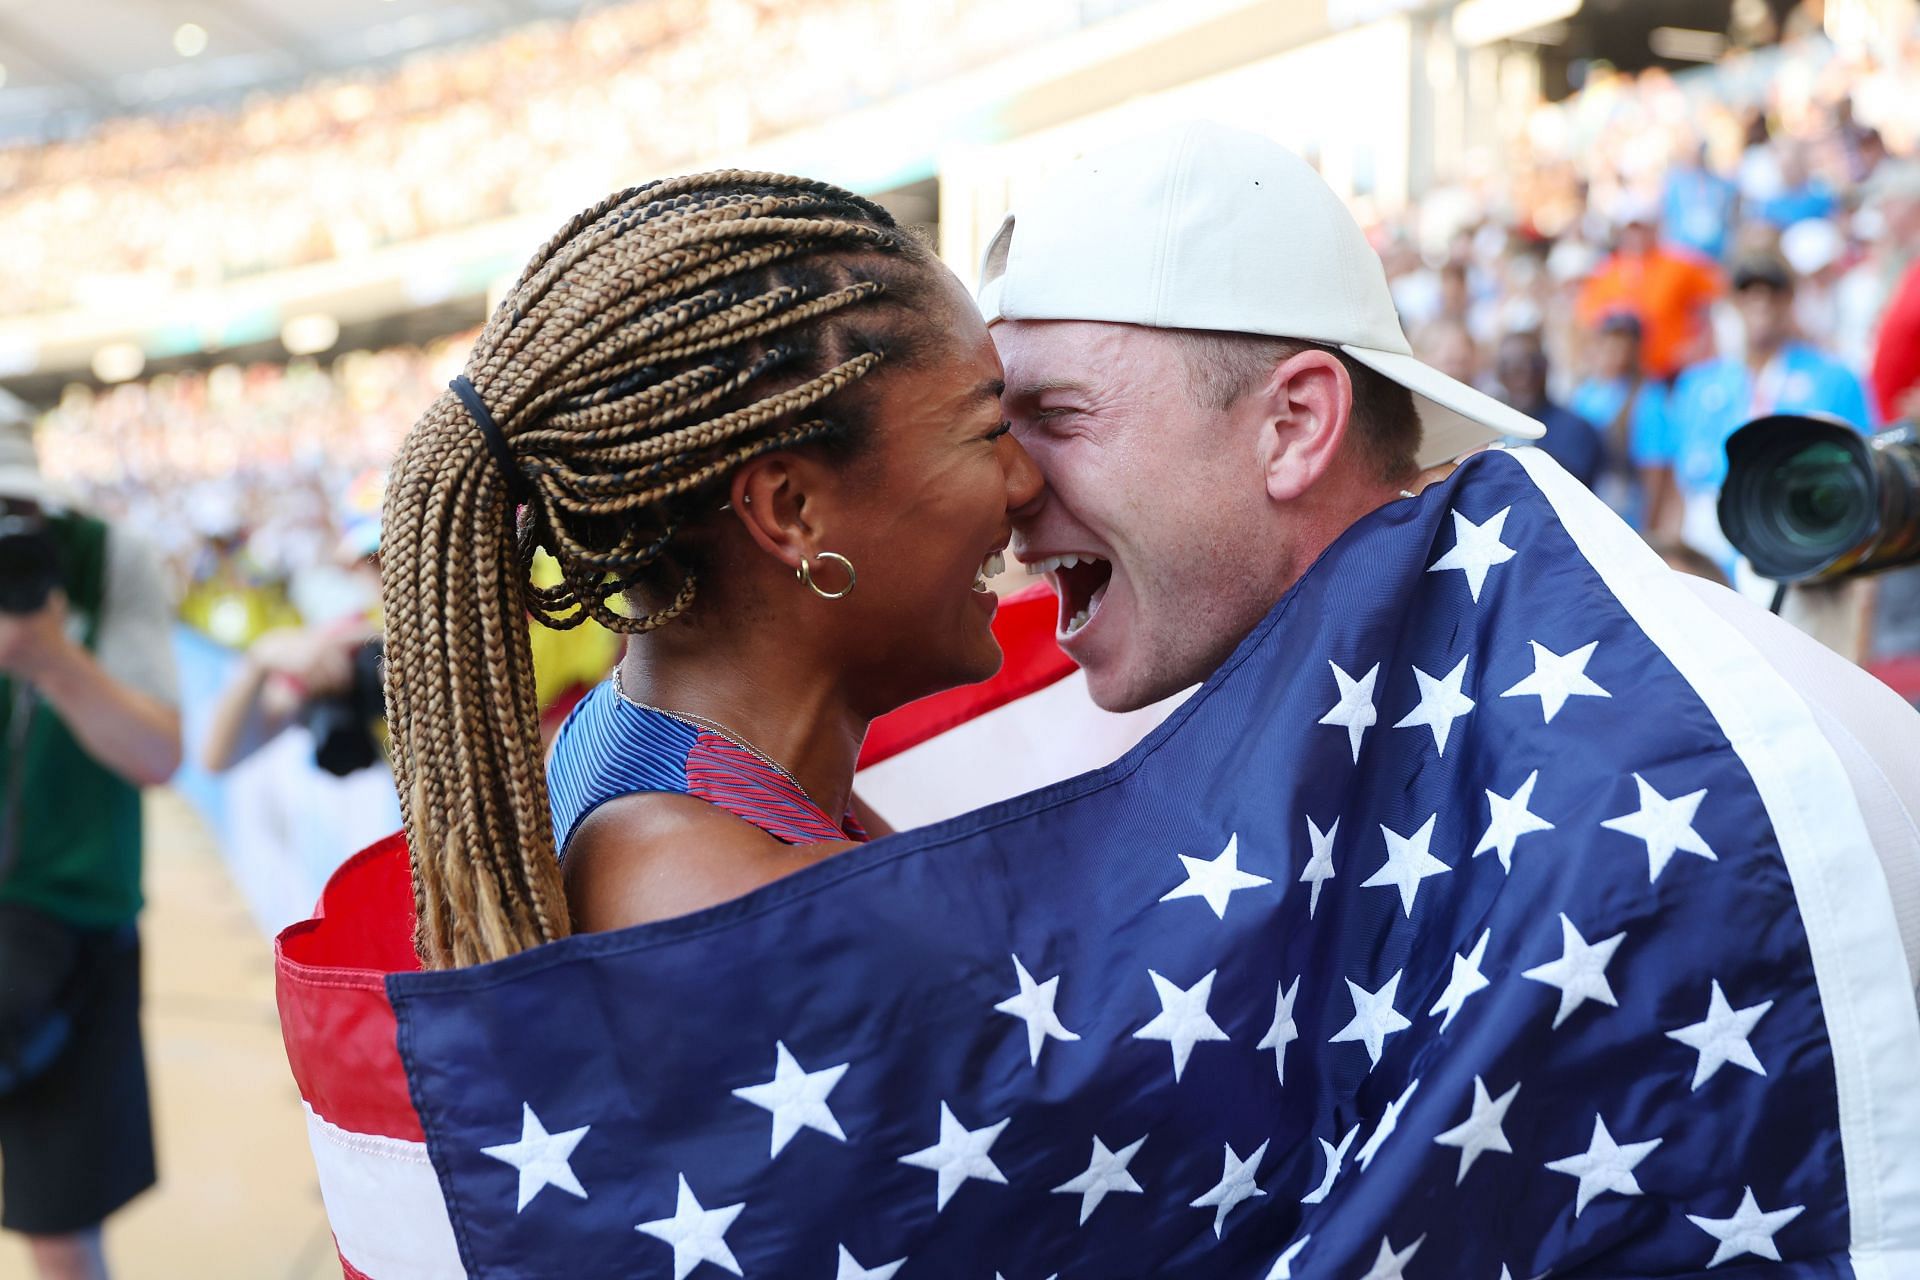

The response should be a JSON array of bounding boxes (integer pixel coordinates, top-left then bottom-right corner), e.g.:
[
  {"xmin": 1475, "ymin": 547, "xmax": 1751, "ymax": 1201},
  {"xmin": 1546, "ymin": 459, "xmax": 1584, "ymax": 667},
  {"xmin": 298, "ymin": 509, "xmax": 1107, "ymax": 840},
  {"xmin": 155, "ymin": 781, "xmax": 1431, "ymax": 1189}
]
[
  {"xmin": 1719, "ymin": 414, "xmax": 1920, "ymax": 584},
  {"xmin": 303, "ymin": 639, "xmax": 386, "ymax": 777},
  {"xmin": 0, "ymin": 509, "xmax": 63, "ymax": 616}
]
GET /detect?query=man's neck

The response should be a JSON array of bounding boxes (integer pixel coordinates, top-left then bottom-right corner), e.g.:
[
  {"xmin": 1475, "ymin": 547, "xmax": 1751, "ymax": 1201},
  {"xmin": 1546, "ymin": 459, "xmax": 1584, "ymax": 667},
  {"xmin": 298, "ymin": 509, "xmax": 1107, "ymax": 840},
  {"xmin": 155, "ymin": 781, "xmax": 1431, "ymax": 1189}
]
[{"xmin": 1746, "ymin": 338, "xmax": 1788, "ymax": 371}]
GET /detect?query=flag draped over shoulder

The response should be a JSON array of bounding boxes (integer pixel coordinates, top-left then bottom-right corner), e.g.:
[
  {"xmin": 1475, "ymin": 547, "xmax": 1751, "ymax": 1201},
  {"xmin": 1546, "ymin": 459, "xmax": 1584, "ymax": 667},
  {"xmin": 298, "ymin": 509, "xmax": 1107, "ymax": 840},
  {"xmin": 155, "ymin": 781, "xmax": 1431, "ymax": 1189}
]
[{"xmin": 280, "ymin": 448, "xmax": 1920, "ymax": 1280}]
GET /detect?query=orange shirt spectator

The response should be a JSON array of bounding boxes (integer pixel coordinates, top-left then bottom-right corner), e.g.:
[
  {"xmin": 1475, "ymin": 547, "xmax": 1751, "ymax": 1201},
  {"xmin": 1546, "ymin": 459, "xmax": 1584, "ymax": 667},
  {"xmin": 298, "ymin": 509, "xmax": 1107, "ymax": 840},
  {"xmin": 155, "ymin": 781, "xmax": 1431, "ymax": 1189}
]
[{"xmin": 1577, "ymin": 218, "xmax": 1723, "ymax": 380}]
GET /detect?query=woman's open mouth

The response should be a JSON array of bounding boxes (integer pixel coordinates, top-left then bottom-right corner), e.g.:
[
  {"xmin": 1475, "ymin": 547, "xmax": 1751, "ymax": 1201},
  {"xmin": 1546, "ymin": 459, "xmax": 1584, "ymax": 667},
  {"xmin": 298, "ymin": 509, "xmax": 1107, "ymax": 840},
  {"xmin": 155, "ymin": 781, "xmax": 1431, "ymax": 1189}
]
[
  {"xmin": 1024, "ymin": 553, "xmax": 1113, "ymax": 638},
  {"xmin": 972, "ymin": 550, "xmax": 1007, "ymax": 594}
]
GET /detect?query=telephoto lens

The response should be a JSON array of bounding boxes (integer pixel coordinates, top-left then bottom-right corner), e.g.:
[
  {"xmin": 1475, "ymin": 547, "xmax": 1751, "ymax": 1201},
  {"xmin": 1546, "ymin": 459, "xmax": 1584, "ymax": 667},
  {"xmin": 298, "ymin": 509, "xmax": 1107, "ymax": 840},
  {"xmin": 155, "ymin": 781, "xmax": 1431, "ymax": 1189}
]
[{"xmin": 1719, "ymin": 413, "xmax": 1920, "ymax": 584}]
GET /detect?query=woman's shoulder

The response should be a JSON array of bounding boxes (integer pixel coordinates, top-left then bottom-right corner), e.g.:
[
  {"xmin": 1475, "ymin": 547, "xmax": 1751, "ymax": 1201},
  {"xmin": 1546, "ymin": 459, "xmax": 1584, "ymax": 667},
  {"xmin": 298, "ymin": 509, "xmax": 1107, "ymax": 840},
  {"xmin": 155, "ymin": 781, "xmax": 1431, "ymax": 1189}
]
[{"xmin": 562, "ymin": 790, "xmax": 845, "ymax": 932}]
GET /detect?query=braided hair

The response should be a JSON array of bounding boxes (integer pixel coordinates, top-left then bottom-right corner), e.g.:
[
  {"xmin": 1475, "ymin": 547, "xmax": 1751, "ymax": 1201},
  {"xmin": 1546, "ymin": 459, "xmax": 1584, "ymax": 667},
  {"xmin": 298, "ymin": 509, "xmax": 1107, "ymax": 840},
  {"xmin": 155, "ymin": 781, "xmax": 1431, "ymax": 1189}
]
[{"xmin": 382, "ymin": 171, "xmax": 939, "ymax": 968}]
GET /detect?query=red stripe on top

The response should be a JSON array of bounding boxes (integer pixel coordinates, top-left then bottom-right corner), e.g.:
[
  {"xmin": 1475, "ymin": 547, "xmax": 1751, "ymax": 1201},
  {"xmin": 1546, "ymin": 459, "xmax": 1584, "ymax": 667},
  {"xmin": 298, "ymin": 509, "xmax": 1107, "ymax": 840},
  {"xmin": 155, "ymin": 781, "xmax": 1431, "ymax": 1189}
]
[
  {"xmin": 686, "ymin": 731, "xmax": 862, "ymax": 844},
  {"xmin": 275, "ymin": 832, "xmax": 425, "ymax": 1142},
  {"xmin": 859, "ymin": 584, "xmax": 1076, "ymax": 769}
]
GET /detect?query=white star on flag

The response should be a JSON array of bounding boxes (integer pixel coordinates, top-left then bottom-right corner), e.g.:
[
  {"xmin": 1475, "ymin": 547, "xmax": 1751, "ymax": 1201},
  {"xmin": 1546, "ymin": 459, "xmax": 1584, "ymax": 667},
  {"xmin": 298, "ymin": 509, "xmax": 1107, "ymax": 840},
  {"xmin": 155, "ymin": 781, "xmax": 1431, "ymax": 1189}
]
[
  {"xmin": 1545, "ymin": 1114, "xmax": 1663, "ymax": 1216},
  {"xmin": 1301, "ymin": 1123, "xmax": 1360, "ymax": 1204},
  {"xmin": 993, "ymin": 954, "xmax": 1082, "ymax": 1067},
  {"xmin": 1500, "ymin": 640, "xmax": 1611, "ymax": 723},
  {"xmin": 479, "ymin": 1102, "xmax": 590, "ymax": 1212},
  {"xmin": 1356, "ymin": 1078, "xmax": 1421, "ymax": 1171},
  {"xmin": 730, "ymin": 1041, "xmax": 849, "ymax": 1158},
  {"xmin": 1359, "ymin": 1233, "xmax": 1426, "ymax": 1280},
  {"xmin": 1433, "ymin": 1075, "xmax": 1520, "ymax": 1184},
  {"xmin": 1052, "ymin": 1134, "xmax": 1147, "ymax": 1225},
  {"xmin": 1603, "ymin": 773, "xmax": 1718, "ymax": 881},
  {"xmin": 834, "ymin": 1246, "xmax": 906, "ymax": 1280},
  {"xmin": 1364, "ymin": 814, "xmax": 1452, "ymax": 916},
  {"xmin": 1265, "ymin": 1236, "xmax": 1311, "ymax": 1279},
  {"xmin": 1428, "ymin": 505, "xmax": 1516, "ymax": 602},
  {"xmin": 1189, "ymin": 1139, "xmax": 1268, "ymax": 1237},
  {"xmin": 1158, "ymin": 833, "xmax": 1272, "ymax": 919},
  {"xmin": 1522, "ymin": 912, "xmax": 1627, "ymax": 1029},
  {"xmin": 1393, "ymin": 654, "xmax": 1475, "ymax": 756},
  {"xmin": 1319, "ymin": 660, "xmax": 1380, "ymax": 762},
  {"xmin": 1255, "ymin": 975, "xmax": 1301, "ymax": 1083},
  {"xmin": 1330, "ymin": 970, "xmax": 1412, "ymax": 1068},
  {"xmin": 1666, "ymin": 980, "xmax": 1773, "ymax": 1090},
  {"xmin": 897, "ymin": 1101, "xmax": 1011, "ymax": 1212},
  {"xmin": 1474, "ymin": 770, "xmax": 1555, "ymax": 873},
  {"xmin": 1430, "ymin": 928, "xmax": 1493, "ymax": 1033},
  {"xmin": 1685, "ymin": 1185, "xmax": 1805, "ymax": 1268},
  {"xmin": 1299, "ymin": 815, "xmax": 1339, "ymax": 918},
  {"xmin": 635, "ymin": 1175, "xmax": 746, "ymax": 1280},
  {"xmin": 1132, "ymin": 968, "xmax": 1230, "ymax": 1082}
]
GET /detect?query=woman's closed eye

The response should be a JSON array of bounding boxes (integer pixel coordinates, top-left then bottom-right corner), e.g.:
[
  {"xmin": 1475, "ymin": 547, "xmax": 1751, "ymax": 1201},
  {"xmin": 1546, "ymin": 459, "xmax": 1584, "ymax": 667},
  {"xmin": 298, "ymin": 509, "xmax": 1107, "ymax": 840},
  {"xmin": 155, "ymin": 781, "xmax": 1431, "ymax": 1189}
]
[{"xmin": 983, "ymin": 420, "xmax": 1014, "ymax": 442}]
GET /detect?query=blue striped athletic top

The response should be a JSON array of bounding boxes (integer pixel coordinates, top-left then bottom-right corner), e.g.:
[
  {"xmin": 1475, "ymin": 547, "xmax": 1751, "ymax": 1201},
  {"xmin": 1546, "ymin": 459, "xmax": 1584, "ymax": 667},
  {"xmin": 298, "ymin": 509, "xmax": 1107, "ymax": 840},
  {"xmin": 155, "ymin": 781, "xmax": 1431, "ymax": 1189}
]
[{"xmin": 546, "ymin": 680, "xmax": 865, "ymax": 854}]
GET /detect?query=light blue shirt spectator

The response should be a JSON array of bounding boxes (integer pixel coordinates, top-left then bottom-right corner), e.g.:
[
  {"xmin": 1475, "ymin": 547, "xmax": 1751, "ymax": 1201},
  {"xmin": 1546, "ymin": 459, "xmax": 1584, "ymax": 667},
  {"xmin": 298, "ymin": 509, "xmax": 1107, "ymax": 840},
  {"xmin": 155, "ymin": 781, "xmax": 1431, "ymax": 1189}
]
[{"xmin": 1662, "ymin": 168, "xmax": 1738, "ymax": 261}]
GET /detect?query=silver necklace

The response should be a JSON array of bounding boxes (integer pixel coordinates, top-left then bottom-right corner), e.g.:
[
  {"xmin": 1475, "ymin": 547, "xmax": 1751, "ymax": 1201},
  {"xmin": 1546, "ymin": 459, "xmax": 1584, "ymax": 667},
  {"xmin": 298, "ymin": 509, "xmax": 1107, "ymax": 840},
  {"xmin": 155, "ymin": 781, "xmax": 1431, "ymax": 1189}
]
[{"xmin": 610, "ymin": 665, "xmax": 819, "ymax": 806}]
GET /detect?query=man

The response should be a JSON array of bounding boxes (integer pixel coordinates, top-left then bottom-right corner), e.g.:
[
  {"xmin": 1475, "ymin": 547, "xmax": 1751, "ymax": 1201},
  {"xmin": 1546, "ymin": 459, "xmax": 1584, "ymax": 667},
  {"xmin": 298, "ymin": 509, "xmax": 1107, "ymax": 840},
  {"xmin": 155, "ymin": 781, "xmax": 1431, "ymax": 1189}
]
[
  {"xmin": 1575, "ymin": 197, "xmax": 1722, "ymax": 382},
  {"xmin": 1490, "ymin": 327, "xmax": 1604, "ymax": 491},
  {"xmin": 0, "ymin": 402, "xmax": 181, "ymax": 1280},
  {"xmin": 1662, "ymin": 251, "xmax": 1872, "ymax": 569},
  {"xmin": 1568, "ymin": 311, "xmax": 1672, "ymax": 529}
]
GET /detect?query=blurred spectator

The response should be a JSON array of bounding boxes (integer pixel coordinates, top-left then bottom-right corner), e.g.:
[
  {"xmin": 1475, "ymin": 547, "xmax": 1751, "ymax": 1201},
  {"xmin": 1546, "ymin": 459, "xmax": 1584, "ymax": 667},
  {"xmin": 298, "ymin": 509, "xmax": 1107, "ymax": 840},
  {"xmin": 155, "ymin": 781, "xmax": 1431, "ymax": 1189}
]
[
  {"xmin": 1664, "ymin": 251, "xmax": 1873, "ymax": 566},
  {"xmin": 1569, "ymin": 312, "xmax": 1673, "ymax": 528},
  {"xmin": 1839, "ymin": 160, "xmax": 1920, "ymax": 374},
  {"xmin": 1493, "ymin": 328, "xmax": 1604, "ymax": 489},
  {"xmin": 1661, "ymin": 141, "xmax": 1739, "ymax": 262},
  {"xmin": 1576, "ymin": 202, "xmax": 1723, "ymax": 381},
  {"xmin": 1414, "ymin": 317, "xmax": 1482, "ymax": 391},
  {"xmin": 1757, "ymin": 139, "xmax": 1840, "ymax": 228},
  {"xmin": 0, "ymin": 410, "xmax": 179, "ymax": 1280}
]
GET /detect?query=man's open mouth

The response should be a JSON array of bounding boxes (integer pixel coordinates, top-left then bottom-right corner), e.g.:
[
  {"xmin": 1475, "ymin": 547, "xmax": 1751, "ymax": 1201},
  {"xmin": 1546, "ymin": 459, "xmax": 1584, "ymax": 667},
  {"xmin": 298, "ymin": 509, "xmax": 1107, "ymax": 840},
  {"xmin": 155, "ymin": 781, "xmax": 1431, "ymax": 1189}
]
[{"xmin": 1024, "ymin": 553, "xmax": 1113, "ymax": 637}]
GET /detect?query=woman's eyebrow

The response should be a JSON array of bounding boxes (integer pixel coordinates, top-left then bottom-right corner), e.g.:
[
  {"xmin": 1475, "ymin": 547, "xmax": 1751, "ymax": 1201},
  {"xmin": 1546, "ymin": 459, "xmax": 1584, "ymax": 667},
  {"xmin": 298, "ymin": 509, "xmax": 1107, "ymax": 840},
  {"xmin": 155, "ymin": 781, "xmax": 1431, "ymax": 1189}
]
[
  {"xmin": 1005, "ymin": 377, "xmax": 1088, "ymax": 403},
  {"xmin": 976, "ymin": 377, "xmax": 1007, "ymax": 402}
]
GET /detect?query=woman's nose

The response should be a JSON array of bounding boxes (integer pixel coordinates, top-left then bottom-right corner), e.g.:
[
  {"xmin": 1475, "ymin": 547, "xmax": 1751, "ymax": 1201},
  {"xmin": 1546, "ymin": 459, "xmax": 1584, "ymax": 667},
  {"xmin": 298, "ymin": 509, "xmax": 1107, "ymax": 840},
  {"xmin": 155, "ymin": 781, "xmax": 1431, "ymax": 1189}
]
[{"xmin": 1000, "ymin": 433, "xmax": 1046, "ymax": 514}]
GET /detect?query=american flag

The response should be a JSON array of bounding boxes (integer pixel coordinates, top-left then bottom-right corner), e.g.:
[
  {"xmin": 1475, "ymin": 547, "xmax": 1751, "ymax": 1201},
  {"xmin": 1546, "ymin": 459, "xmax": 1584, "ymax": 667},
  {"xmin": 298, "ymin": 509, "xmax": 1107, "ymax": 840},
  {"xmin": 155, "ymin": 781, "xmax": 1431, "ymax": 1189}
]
[{"xmin": 288, "ymin": 448, "xmax": 1920, "ymax": 1278}]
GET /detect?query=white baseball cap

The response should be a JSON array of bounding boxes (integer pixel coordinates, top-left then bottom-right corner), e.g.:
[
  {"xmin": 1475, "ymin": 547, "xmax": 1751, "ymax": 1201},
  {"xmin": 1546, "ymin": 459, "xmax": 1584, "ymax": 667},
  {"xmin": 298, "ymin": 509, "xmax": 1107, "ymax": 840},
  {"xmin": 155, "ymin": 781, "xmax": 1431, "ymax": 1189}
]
[{"xmin": 978, "ymin": 122, "xmax": 1544, "ymax": 467}]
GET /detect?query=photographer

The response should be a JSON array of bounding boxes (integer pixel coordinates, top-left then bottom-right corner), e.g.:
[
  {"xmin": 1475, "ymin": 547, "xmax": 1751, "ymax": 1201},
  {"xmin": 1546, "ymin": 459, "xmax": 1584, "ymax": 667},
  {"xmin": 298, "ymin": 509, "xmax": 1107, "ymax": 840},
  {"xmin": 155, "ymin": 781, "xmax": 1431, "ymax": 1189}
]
[{"xmin": 0, "ymin": 406, "xmax": 180, "ymax": 1280}]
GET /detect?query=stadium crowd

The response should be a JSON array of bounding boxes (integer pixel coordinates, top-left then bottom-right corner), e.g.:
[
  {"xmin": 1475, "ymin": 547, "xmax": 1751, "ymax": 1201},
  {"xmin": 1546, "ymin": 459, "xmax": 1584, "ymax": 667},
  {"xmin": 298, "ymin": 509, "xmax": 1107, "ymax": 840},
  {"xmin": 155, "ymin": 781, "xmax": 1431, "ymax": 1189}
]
[
  {"xmin": 23, "ymin": 13, "xmax": 1920, "ymax": 689},
  {"xmin": 1, "ymin": 0, "xmax": 1154, "ymax": 318}
]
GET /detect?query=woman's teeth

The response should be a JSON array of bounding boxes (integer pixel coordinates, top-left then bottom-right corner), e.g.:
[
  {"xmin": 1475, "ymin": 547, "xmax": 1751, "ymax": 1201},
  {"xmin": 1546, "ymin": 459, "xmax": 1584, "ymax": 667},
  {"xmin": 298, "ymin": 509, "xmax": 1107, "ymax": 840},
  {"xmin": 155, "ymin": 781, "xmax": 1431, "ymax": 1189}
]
[
  {"xmin": 972, "ymin": 551, "xmax": 1007, "ymax": 591},
  {"xmin": 1065, "ymin": 607, "xmax": 1092, "ymax": 634}
]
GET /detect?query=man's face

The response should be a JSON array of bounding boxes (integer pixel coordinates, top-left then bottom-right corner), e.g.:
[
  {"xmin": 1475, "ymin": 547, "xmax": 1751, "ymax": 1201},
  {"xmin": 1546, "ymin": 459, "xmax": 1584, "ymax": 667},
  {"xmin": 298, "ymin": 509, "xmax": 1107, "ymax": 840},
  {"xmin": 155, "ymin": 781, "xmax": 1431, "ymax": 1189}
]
[
  {"xmin": 1737, "ymin": 284, "xmax": 1794, "ymax": 351},
  {"xmin": 995, "ymin": 320, "xmax": 1283, "ymax": 712}
]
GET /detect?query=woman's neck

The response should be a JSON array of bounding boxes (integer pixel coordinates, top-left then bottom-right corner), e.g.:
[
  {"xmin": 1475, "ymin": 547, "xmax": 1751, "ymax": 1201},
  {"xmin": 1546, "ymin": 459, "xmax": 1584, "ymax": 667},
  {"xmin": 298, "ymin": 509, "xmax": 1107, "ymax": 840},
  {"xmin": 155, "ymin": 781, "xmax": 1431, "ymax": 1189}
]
[{"xmin": 617, "ymin": 623, "xmax": 867, "ymax": 826}]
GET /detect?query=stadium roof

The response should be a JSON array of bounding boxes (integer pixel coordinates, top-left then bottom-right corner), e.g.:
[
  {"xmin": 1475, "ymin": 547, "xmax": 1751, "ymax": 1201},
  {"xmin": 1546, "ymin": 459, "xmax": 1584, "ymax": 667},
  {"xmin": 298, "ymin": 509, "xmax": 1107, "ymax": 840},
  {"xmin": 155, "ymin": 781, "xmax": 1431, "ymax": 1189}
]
[{"xmin": 0, "ymin": 0, "xmax": 592, "ymax": 141}]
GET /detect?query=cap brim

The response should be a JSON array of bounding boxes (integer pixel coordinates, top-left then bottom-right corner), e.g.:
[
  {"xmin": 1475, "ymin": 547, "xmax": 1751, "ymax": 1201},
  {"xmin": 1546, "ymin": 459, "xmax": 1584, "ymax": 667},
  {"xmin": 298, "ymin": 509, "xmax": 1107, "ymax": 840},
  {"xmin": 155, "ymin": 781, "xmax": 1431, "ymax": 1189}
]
[{"xmin": 1338, "ymin": 345, "xmax": 1545, "ymax": 469}]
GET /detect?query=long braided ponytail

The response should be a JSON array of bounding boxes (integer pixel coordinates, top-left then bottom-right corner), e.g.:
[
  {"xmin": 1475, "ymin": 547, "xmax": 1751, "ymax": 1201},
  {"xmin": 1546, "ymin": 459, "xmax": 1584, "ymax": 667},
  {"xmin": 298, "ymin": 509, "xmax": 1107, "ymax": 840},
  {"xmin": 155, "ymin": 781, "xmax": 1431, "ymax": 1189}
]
[{"xmin": 382, "ymin": 172, "xmax": 936, "ymax": 968}]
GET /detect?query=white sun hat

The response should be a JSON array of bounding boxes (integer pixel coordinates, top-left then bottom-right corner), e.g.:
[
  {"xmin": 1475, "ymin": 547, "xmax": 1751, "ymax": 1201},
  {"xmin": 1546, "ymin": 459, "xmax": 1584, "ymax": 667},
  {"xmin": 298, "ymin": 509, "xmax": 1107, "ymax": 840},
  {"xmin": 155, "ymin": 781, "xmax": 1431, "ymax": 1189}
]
[{"xmin": 977, "ymin": 122, "xmax": 1544, "ymax": 468}]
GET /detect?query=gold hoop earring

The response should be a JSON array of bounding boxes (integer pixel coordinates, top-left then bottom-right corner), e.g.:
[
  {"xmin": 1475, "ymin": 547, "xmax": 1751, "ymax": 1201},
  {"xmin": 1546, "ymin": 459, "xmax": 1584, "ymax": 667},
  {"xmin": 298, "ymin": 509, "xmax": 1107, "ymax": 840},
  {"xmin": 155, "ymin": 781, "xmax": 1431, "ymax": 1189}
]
[{"xmin": 797, "ymin": 551, "xmax": 856, "ymax": 600}]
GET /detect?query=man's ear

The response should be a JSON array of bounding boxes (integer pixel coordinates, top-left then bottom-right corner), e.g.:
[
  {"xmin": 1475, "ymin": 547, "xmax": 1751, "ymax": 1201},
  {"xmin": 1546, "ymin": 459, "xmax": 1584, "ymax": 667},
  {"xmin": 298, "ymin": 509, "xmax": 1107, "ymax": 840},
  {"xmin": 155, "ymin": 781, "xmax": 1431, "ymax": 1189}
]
[
  {"xmin": 727, "ymin": 454, "xmax": 828, "ymax": 571},
  {"xmin": 1255, "ymin": 351, "xmax": 1353, "ymax": 502}
]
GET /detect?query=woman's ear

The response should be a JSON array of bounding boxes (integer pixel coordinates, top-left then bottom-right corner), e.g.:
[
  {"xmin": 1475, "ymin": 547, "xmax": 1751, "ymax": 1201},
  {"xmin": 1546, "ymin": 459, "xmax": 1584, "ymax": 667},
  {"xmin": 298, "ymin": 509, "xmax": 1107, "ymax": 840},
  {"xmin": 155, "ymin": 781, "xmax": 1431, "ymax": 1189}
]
[
  {"xmin": 1256, "ymin": 351, "xmax": 1354, "ymax": 502},
  {"xmin": 728, "ymin": 455, "xmax": 822, "ymax": 570}
]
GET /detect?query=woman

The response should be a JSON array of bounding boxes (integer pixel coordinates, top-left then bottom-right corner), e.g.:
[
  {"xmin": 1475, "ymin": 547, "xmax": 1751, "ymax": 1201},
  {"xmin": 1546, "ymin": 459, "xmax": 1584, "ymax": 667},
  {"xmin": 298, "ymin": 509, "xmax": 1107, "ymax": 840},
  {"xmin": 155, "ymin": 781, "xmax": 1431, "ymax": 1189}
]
[{"xmin": 382, "ymin": 172, "xmax": 1041, "ymax": 967}]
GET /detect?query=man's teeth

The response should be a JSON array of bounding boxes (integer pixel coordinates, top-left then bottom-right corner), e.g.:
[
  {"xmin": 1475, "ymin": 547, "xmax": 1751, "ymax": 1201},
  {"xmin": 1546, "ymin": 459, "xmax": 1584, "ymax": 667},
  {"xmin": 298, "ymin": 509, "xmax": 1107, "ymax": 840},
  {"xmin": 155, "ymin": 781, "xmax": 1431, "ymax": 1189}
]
[
  {"xmin": 1064, "ymin": 607, "xmax": 1091, "ymax": 634},
  {"xmin": 1024, "ymin": 553, "xmax": 1096, "ymax": 576},
  {"xmin": 972, "ymin": 551, "xmax": 1007, "ymax": 590}
]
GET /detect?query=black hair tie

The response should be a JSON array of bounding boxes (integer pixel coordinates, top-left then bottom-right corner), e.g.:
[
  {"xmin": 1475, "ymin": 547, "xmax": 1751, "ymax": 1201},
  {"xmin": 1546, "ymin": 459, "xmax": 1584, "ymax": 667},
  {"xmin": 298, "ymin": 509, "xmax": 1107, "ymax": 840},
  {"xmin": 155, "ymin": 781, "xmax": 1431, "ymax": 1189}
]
[{"xmin": 450, "ymin": 375, "xmax": 528, "ymax": 503}]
